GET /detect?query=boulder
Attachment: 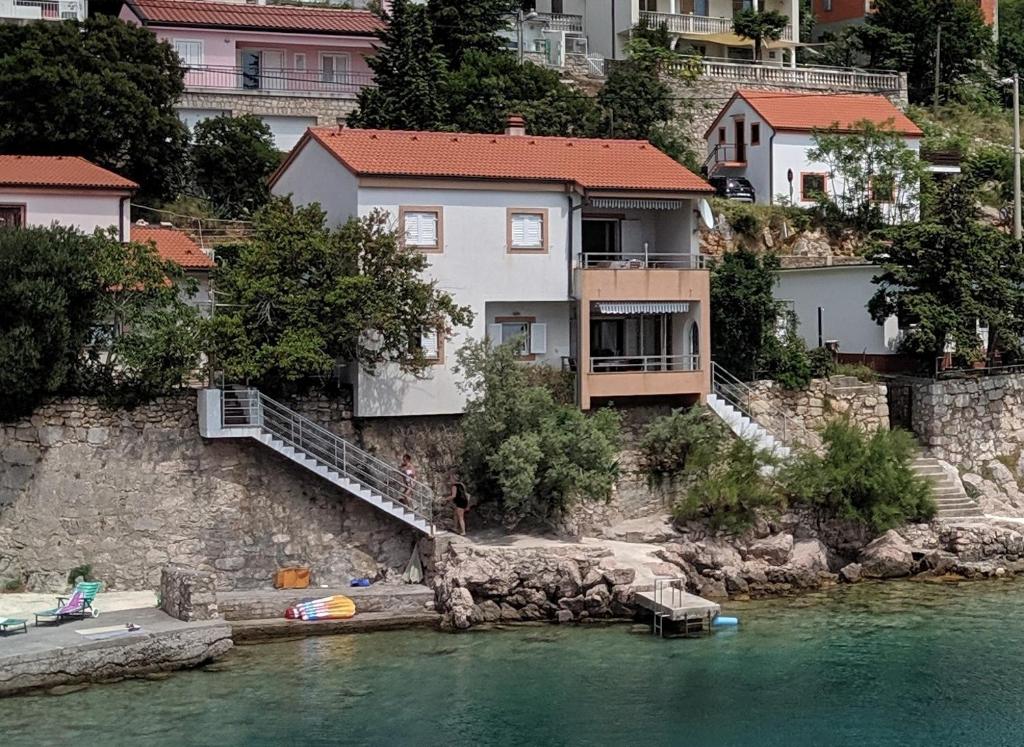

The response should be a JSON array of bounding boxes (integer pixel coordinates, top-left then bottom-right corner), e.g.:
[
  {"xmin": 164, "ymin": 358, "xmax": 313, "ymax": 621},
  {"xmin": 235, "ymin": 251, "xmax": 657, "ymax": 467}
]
[
  {"xmin": 557, "ymin": 595, "xmax": 586, "ymax": 615},
  {"xmin": 499, "ymin": 603, "xmax": 521, "ymax": 622},
  {"xmin": 838, "ymin": 563, "xmax": 862, "ymax": 584},
  {"xmin": 774, "ymin": 539, "xmax": 831, "ymax": 588},
  {"xmin": 600, "ymin": 565, "xmax": 636, "ymax": 587},
  {"xmin": 584, "ymin": 585, "xmax": 612, "ymax": 616},
  {"xmin": 476, "ymin": 599, "xmax": 501, "ymax": 623},
  {"xmin": 555, "ymin": 609, "xmax": 574, "ymax": 624},
  {"xmin": 520, "ymin": 604, "xmax": 545, "ymax": 620},
  {"xmin": 859, "ymin": 530, "xmax": 915, "ymax": 579},
  {"xmin": 921, "ymin": 550, "xmax": 957, "ymax": 575},
  {"xmin": 745, "ymin": 534, "xmax": 794, "ymax": 566}
]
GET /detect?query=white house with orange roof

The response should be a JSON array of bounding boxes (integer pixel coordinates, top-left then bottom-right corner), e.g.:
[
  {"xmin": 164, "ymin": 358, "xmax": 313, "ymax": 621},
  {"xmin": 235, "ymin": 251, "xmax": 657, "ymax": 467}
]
[
  {"xmin": 0, "ymin": 155, "xmax": 214, "ymax": 307},
  {"xmin": 704, "ymin": 90, "xmax": 923, "ymax": 220},
  {"xmin": 270, "ymin": 117, "xmax": 716, "ymax": 417},
  {"xmin": 119, "ymin": 0, "xmax": 382, "ymax": 149}
]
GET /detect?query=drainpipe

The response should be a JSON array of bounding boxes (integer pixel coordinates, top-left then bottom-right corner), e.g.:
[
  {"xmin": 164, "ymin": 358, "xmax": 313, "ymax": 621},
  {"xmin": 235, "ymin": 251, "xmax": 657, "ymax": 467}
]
[
  {"xmin": 567, "ymin": 188, "xmax": 584, "ymax": 408},
  {"xmin": 768, "ymin": 129, "xmax": 776, "ymax": 205},
  {"xmin": 119, "ymin": 196, "xmax": 130, "ymax": 242}
]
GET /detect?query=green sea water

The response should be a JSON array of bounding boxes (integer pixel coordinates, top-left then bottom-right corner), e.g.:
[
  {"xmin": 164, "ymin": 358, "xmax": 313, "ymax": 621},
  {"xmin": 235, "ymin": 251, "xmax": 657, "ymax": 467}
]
[{"xmin": 4, "ymin": 579, "xmax": 1024, "ymax": 746}]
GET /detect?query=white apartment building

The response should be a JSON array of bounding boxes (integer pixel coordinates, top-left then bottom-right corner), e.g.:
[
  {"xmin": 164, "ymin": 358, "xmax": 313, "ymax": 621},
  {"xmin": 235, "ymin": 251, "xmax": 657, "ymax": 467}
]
[
  {"xmin": 528, "ymin": 0, "xmax": 801, "ymax": 64},
  {"xmin": 270, "ymin": 118, "xmax": 715, "ymax": 417}
]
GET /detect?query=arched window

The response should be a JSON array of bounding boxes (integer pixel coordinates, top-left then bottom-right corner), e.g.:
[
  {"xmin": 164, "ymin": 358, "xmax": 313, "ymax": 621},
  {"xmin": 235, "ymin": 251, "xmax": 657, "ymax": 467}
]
[{"xmin": 689, "ymin": 321, "xmax": 700, "ymax": 369}]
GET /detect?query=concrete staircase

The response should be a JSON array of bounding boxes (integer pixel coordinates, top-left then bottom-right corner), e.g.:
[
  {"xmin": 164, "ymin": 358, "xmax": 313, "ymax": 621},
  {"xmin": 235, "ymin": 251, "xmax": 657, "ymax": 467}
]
[
  {"xmin": 911, "ymin": 457, "xmax": 985, "ymax": 521},
  {"xmin": 706, "ymin": 392, "xmax": 792, "ymax": 459}
]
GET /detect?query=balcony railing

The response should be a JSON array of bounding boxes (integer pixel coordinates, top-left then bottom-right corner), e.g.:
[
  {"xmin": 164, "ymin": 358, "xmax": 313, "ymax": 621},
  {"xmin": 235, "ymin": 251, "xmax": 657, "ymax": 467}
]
[
  {"xmin": 640, "ymin": 10, "xmax": 792, "ymax": 40},
  {"xmin": 590, "ymin": 354, "xmax": 701, "ymax": 373},
  {"xmin": 0, "ymin": 0, "xmax": 86, "ymax": 21},
  {"xmin": 671, "ymin": 57, "xmax": 903, "ymax": 93},
  {"xmin": 183, "ymin": 65, "xmax": 375, "ymax": 97},
  {"xmin": 537, "ymin": 11, "xmax": 584, "ymax": 32},
  {"xmin": 580, "ymin": 252, "xmax": 709, "ymax": 270}
]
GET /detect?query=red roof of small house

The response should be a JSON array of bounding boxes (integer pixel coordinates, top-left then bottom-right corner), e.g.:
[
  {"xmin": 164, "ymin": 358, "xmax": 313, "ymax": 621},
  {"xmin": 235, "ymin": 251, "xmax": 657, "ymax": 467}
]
[
  {"xmin": 125, "ymin": 0, "xmax": 382, "ymax": 36},
  {"xmin": 706, "ymin": 90, "xmax": 924, "ymax": 138},
  {"xmin": 0, "ymin": 155, "xmax": 138, "ymax": 191},
  {"xmin": 274, "ymin": 128, "xmax": 714, "ymax": 194},
  {"xmin": 132, "ymin": 224, "xmax": 214, "ymax": 270}
]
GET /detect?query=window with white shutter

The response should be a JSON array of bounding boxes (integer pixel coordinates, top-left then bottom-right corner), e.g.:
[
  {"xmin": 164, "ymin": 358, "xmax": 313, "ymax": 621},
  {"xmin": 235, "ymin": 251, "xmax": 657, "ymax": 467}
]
[
  {"xmin": 508, "ymin": 210, "xmax": 546, "ymax": 252},
  {"xmin": 173, "ymin": 40, "xmax": 203, "ymax": 68},
  {"xmin": 401, "ymin": 207, "xmax": 442, "ymax": 251}
]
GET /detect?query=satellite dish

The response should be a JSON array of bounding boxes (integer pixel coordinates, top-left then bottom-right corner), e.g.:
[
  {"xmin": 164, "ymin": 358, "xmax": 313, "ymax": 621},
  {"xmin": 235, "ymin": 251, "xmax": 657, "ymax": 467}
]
[{"xmin": 698, "ymin": 198, "xmax": 714, "ymax": 229}]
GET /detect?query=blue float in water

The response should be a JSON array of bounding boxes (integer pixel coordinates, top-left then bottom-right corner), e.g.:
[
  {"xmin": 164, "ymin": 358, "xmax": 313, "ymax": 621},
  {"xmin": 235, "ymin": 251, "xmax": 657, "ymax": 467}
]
[{"xmin": 713, "ymin": 616, "xmax": 740, "ymax": 627}]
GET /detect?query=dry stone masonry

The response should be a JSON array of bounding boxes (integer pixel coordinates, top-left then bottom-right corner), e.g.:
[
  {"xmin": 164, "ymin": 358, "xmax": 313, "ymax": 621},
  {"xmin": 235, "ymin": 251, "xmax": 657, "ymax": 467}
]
[{"xmin": 748, "ymin": 376, "xmax": 890, "ymax": 437}]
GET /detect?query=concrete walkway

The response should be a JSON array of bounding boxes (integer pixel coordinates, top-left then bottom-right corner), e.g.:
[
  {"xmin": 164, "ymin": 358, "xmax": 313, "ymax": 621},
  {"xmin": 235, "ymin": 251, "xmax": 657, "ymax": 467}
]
[{"xmin": 0, "ymin": 590, "xmax": 157, "ymax": 621}]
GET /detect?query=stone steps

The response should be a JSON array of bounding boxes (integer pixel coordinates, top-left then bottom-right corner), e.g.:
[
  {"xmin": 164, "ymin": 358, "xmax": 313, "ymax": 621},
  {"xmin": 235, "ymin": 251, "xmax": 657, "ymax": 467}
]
[{"xmin": 911, "ymin": 456, "xmax": 985, "ymax": 520}]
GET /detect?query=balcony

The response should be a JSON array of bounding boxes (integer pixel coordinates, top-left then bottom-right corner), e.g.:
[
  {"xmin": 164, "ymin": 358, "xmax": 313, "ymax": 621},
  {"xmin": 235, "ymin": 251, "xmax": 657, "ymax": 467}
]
[
  {"xmin": 536, "ymin": 11, "xmax": 584, "ymax": 33},
  {"xmin": 639, "ymin": 10, "xmax": 792, "ymax": 41},
  {"xmin": 182, "ymin": 65, "xmax": 375, "ymax": 99},
  {"xmin": 668, "ymin": 57, "xmax": 904, "ymax": 93},
  {"xmin": 0, "ymin": 0, "xmax": 86, "ymax": 21},
  {"xmin": 580, "ymin": 251, "xmax": 708, "ymax": 270}
]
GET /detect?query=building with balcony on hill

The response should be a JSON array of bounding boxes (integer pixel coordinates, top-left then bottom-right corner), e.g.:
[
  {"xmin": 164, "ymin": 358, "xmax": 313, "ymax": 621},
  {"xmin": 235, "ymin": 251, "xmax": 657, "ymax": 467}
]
[
  {"xmin": 119, "ymin": 0, "xmax": 381, "ymax": 150},
  {"xmin": 270, "ymin": 116, "xmax": 715, "ymax": 416},
  {"xmin": 0, "ymin": 0, "xmax": 85, "ymax": 23}
]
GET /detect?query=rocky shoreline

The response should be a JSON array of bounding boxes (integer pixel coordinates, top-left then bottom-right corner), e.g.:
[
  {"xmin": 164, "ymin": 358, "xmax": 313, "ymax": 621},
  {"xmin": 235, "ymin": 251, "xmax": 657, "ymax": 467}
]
[{"xmin": 431, "ymin": 515, "xmax": 1024, "ymax": 630}]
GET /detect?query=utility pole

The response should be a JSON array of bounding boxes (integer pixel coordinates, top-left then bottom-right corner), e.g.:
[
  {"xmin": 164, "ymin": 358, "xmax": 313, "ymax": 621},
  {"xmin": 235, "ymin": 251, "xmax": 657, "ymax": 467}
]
[
  {"xmin": 1014, "ymin": 72, "xmax": 1022, "ymax": 241},
  {"xmin": 933, "ymin": 25, "xmax": 941, "ymax": 115}
]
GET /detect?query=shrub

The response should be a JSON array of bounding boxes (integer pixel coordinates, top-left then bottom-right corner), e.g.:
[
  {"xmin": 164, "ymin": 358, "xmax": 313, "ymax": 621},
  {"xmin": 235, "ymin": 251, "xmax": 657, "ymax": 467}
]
[
  {"xmin": 523, "ymin": 364, "xmax": 576, "ymax": 406},
  {"xmin": 808, "ymin": 347, "xmax": 837, "ymax": 379},
  {"xmin": 760, "ymin": 329, "xmax": 813, "ymax": 390},
  {"xmin": 782, "ymin": 420, "xmax": 934, "ymax": 532},
  {"xmin": 674, "ymin": 437, "xmax": 783, "ymax": 532},
  {"xmin": 834, "ymin": 362, "xmax": 878, "ymax": 382},
  {"xmin": 66, "ymin": 564, "xmax": 94, "ymax": 586},
  {"xmin": 639, "ymin": 407, "xmax": 724, "ymax": 481},
  {"xmin": 457, "ymin": 338, "xmax": 621, "ymax": 528}
]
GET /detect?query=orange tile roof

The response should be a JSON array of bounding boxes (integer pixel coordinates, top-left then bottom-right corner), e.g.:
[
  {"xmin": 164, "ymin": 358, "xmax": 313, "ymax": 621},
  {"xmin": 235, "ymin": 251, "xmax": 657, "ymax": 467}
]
[
  {"xmin": 132, "ymin": 224, "xmax": 215, "ymax": 269},
  {"xmin": 727, "ymin": 90, "xmax": 923, "ymax": 136},
  {"xmin": 127, "ymin": 0, "xmax": 382, "ymax": 36},
  {"xmin": 0, "ymin": 155, "xmax": 138, "ymax": 191},
  {"xmin": 280, "ymin": 128, "xmax": 713, "ymax": 193}
]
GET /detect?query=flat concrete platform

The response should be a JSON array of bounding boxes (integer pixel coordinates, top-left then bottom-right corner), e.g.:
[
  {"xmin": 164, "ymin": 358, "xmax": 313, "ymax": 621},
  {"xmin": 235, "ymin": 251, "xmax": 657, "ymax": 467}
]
[
  {"xmin": 217, "ymin": 583, "xmax": 434, "ymax": 621},
  {"xmin": 231, "ymin": 610, "xmax": 441, "ymax": 643},
  {"xmin": 0, "ymin": 607, "xmax": 232, "ymax": 696},
  {"xmin": 633, "ymin": 589, "xmax": 721, "ymax": 622}
]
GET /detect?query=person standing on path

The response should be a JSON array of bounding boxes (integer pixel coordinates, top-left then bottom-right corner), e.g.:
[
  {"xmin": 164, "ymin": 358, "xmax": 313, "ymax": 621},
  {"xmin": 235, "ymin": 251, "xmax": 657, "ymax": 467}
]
[
  {"xmin": 400, "ymin": 453, "xmax": 417, "ymax": 506},
  {"xmin": 449, "ymin": 473, "xmax": 470, "ymax": 535}
]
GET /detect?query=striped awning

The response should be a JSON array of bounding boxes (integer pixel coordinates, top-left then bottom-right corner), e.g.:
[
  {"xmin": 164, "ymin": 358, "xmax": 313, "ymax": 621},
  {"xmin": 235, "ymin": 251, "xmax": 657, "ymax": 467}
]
[
  {"xmin": 595, "ymin": 302, "xmax": 690, "ymax": 315},
  {"xmin": 588, "ymin": 198, "xmax": 684, "ymax": 210}
]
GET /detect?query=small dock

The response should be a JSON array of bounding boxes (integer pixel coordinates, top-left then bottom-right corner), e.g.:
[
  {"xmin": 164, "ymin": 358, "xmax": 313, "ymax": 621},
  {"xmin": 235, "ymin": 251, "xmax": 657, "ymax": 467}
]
[{"xmin": 633, "ymin": 578, "xmax": 721, "ymax": 637}]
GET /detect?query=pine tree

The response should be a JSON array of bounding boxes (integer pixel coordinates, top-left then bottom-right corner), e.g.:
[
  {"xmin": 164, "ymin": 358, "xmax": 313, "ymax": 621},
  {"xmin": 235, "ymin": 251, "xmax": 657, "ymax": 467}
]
[
  {"xmin": 426, "ymin": 0, "xmax": 519, "ymax": 66},
  {"xmin": 347, "ymin": 0, "xmax": 448, "ymax": 131}
]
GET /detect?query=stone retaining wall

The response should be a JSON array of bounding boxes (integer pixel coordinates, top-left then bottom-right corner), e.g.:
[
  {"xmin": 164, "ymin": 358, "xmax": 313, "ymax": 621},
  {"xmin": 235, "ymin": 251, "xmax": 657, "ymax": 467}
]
[
  {"xmin": 160, "ymin": 565, "xmax": 220, "ymax": 622},
  {"xmin": 178, "ymin": 91, "xmax": 357, "ymax": 128},
  {"xmin": 747, "ymin": 376, "xmax": 890, "ymax": 439},
  {"xmin": 907, "ymin": 374, "xmax": 1024, "ymax": 471},
  {"xmin": 0, "ymin": 393, "xmax": 419, "ymax": 592}
]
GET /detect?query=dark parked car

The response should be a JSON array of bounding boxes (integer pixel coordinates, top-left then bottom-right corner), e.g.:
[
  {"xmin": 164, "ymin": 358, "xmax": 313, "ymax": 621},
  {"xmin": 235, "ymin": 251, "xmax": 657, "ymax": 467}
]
[{"xmin": 708, "ymin": 176, "xmax": 756, "ymax": 203}]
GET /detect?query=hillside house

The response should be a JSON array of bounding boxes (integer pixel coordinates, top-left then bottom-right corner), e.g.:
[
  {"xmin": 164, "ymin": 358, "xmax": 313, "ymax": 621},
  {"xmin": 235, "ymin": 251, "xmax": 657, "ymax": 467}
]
[
  {"xmin": 270, "ymin": 118, "xmax": 715, "ymax": 417},
  {"xmin": 704, "ymin": 90, "xmax": 923, "ymax": 220},
  {"xmin": 119, "ymin": 0, "xmax": 381, "ymax": 149}
]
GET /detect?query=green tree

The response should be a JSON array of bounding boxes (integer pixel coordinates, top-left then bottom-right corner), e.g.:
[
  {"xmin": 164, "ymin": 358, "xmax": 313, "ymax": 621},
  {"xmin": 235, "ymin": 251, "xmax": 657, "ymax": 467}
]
[
  {"xmin": 783, "ymin": 420, "xmax": 934, "ymax": 532},
  {"xmin": 208, "ymin": 198, "xmax": 472, "ymax": 390},
  {"xmin": 808, "ymin": 119, "xmax": 926, "ymax": 231},
  {"xmin": 867, "ymin": 177, "xmax": 1024, "ymax": 368},
  {"xmin": 456, "ymin": 338, "xmax": 621, "ymax": 528},
  {"xmin": 999, "ymin": 0, "xmax": 1024, "ymax": 77},
  {"xmin": 732, "ymin": 8, "xmax": 789, "ymax": 62},
  {"xmin": 426, "ymin": 0, "xmax": 518, "ymax": 66},
  {"xmin": 0, "ymin": 227, "xmax": 104, "ymax": 418},
  {"xmin": 855, "ymin": 0, "xmax": 993, "ymax": 105},
  {"xmin": 710, "ymin": 249, "xmax": 783, "ymax": 380},
  {"xmin": 78, "ymin": 232, "xmax": 205, "ymax": 403},
  {"xmin": 0, "ymin": 16, "xmax": 189, "ymax": 200},
  {"xmin": 191, "ymin": 115, "xmax": 280, "ymax": 218},
  {"xmin": 348, "ymin": 0, "xmax": 448, "ymax": 130},
  {"xmin": 441, "ymin": 51, "xmax": 598, "ymax": 136}
]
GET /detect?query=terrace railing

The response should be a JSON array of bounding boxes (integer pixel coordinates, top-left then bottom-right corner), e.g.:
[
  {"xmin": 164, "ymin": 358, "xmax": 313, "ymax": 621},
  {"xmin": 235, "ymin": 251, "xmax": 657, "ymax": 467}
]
[
  {"xmin": 590, "ymin": 354, "xmax": 701, "ymax": 373},
  {"xmin": 668, "ymin": 57, "xmax": 903, "ymax": 93},
  {"xmin": 1, "ymin": 0, "xmax": 86, "ymax": 20},
  {"xmin": 579, "ymin": 252, "xmax": 710, "ymax": 270},
  {"xmin": 183, "ymin": 66, "xmax": 375, "ymax": 97},
  {"xmin": 537, "ymin": 11, "xmax": 583, "ymax": 32},
  {"xmin": 640, "ymin": 10, "xmax": 792, "ymax": 40}
]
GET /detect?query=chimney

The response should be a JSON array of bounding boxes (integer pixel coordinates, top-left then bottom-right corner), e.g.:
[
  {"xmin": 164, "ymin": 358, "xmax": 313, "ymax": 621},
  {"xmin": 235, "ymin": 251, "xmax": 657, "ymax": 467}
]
[
  {"xmin": 336, "ymin": 117, "xmax": 346, "ymax": 131},
  {"xmin": 504, "ymin": 114, "xmax": 526, "ymax": 137}
]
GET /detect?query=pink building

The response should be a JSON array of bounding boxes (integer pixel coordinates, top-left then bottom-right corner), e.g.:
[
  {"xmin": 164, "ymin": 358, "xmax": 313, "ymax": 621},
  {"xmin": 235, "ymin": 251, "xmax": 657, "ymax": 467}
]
[{"xmin": 119, "ymin": 0, "xmax": 383, "ymax": 149}]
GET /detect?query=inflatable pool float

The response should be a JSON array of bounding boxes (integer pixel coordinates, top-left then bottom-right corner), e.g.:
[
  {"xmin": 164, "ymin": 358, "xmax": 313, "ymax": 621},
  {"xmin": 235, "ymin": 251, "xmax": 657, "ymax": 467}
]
[{"xmin": 285, "ymin": 595, "xmax": 356, "ymax": 621}]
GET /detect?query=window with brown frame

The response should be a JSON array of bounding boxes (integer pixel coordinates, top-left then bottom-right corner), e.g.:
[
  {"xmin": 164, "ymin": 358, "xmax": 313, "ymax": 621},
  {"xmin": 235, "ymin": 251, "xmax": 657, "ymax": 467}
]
[
  {"xmin": 0, "ymin": 204, "xmax": 25, "ymax": 228},
  {"xmin": 718, "ymin": 126, "xmax": 726, "ymax": 144},
  {"xmin": 507, "ymin": 208, "xmax": 548, "ymax": 253},
  {"xmin": 411, "ymin": 326, "xmax": 444, "ymax": 364},
  {"xmin": 801, "ymin": 173, "xmax": 828, "ymax": 201},
  {"xmin": 750, "ymin": 122, "xmax": 761, "ymax": 145},
  {"xmin": 399, "ymin": 206, "xmax": 443, "ymax": 252},
  {"xmin": 490, "ymin": 315, "xmax": 547, "ymax": 360}
]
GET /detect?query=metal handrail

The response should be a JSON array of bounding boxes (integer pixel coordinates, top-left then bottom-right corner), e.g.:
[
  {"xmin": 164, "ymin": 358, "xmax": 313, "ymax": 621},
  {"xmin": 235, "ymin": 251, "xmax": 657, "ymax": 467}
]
[
  {"xmin": 220, "ymin": 388, "xmax": 434, "ymax": 530},
  {"xmin": 711, "ymin": 361, "xmax": 817, "ymax": 449},
  {"xmin": 591, "ymin": 354, "xmax": 700, "ymax": 373},
  {"xmin": 182, "ymin": 65, "xmax": 375, "ymax": 95},
  {"xmin": 579, "ymin": 251, "xmax": 709, "ymax": 270}
]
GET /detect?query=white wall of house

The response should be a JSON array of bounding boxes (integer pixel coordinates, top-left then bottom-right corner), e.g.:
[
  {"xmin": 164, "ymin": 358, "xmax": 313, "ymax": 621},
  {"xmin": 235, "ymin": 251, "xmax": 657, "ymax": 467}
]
[
  {"xmin": 706, "ymin": 96, "xmax": 773, "ymax": 203},
  {"xmin": 350, "ymin": 185, "xmax": 573, "ymax": 417},
  {"xmin": 0, "ymin": 189, "xmax": 125, "ymax": 235},
  {"xmin": 272, "ymin": 137, "xmax": 360, "ymax": 225},
  {"xmin": 775, "ymin": 264, "xmax": 899, "ymax": 356}
]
